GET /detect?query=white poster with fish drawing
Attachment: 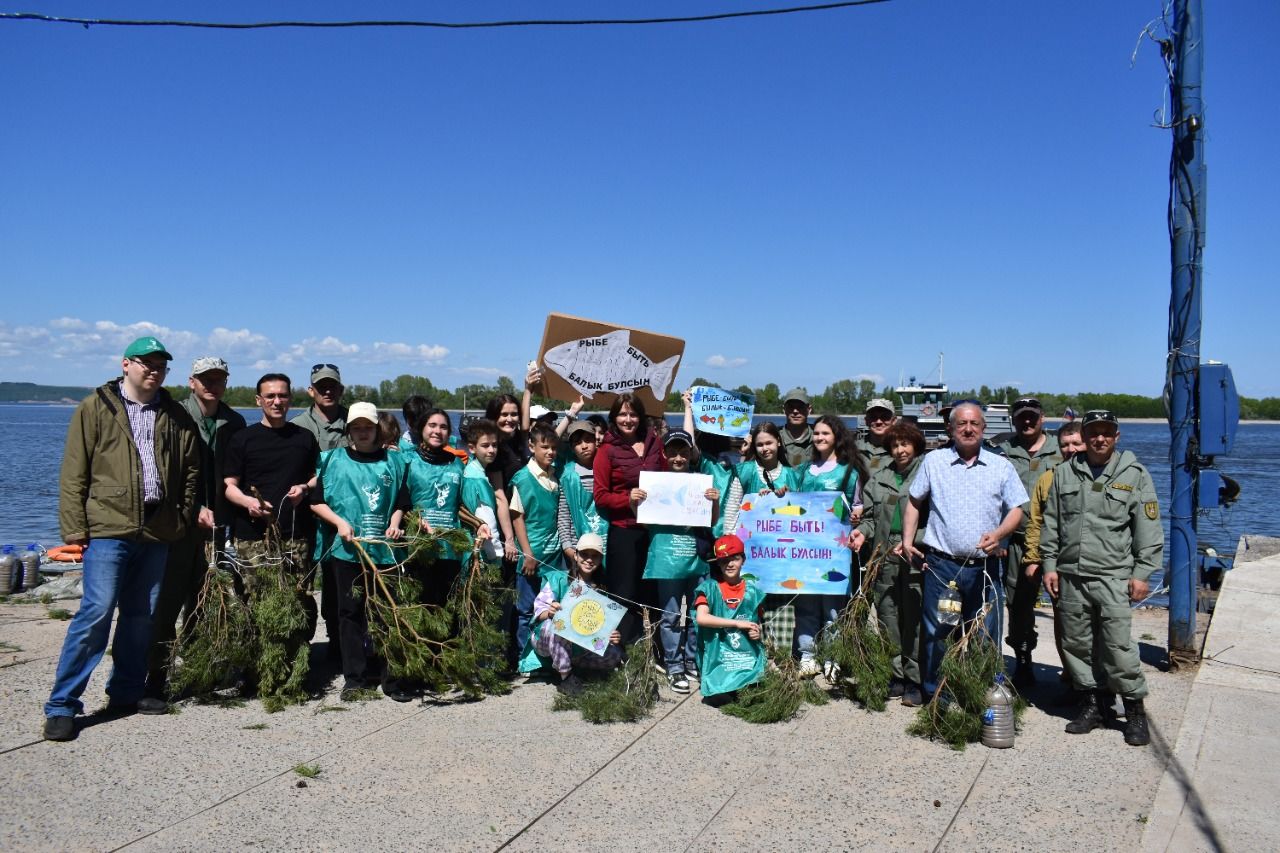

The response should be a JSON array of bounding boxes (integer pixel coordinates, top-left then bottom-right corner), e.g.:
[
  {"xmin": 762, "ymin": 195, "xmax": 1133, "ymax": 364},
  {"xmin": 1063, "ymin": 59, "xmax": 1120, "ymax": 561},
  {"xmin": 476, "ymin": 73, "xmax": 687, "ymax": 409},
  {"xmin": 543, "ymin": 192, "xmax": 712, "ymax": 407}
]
[
  {"xmin": 636, "ymin": 471, "xmax": 714, "ymax": 527},
  {"xmin": 690, "ymin": 385, "xmax": 755, "ymax": 438},
  {"xmin": 535, "ymin": 313, "xmax": 684, "ymax": 412}
]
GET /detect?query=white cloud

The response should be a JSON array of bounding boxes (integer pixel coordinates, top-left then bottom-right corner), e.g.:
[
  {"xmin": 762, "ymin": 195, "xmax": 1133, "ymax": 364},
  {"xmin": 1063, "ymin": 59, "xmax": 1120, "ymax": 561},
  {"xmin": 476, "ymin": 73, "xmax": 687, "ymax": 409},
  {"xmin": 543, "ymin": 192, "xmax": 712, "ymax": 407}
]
[
  {"xmin": 286, "ymin": 336, "xmax": 360, "ymax": 365},
  {"xmin": 0, "ymin": 324, "xmax": 53, "ymax": 357},
  {"xmin": 852, "ymin": 373, "xmax": 885, "ymax": 385},
  {"xmin": 369, "ymin": 341, "xmax": 450, "ymax": 364},
  {"xmin": 207, "ymin": 327, "xmax": 275, "ymax": 361},
  {"xmin": 446, "ymin": 365, "xmax": 503, "ymax": 378},
  {"xmin": 49, "ymin": 317, "xmax": 86, "ymax": 330},
  {"xmin": 705, "ymin": 354, "xmax": 748, "ymax": 369}
]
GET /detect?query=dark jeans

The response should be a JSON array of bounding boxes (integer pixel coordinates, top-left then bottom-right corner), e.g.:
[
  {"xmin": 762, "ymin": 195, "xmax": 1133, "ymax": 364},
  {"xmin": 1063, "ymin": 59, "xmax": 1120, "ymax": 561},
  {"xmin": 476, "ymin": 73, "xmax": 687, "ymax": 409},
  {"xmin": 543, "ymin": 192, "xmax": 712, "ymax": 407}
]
[
  {"xmin": 921, "ymin": 552, "xmax": 1005, "ymax": 698},
  {"xmin": 1005, "ymin": 536, "xmax": 1041, "ymax": 652},
  {"xmin": 605, "ymin": 525, "xmax": 651, "ymax": 645}
]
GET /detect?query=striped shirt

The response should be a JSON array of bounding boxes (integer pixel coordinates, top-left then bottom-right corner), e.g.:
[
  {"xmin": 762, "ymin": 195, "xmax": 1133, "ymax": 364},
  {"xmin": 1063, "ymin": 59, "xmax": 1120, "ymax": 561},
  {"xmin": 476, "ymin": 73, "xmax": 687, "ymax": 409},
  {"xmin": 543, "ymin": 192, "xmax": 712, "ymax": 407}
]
[
  {"xmin": 909, "ymin": 446, "xmax": 1027, "ymax": 558},
  {"xmin": 118, "ymin": 387, "xmax": 164, "ymax": 503}
]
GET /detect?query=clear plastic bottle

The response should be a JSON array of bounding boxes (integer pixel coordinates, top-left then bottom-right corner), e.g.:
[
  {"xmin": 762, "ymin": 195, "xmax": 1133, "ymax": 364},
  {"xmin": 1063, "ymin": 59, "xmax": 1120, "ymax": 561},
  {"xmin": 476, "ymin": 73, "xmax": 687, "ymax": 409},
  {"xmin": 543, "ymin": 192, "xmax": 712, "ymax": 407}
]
[
  {"xmin": 937, "ymin": 581, "xmax": 963, "ymax": 626},
  {"xmin": 982, "ymin": 673, "xmax": 1016, "ymax": 749},
  {"xmin": 20, "ymin": 543, "xmax": 42, "ymax": 593},
  {"xmin": 0, "ymin": 545, "xmax": 16, "ymax": 596}
]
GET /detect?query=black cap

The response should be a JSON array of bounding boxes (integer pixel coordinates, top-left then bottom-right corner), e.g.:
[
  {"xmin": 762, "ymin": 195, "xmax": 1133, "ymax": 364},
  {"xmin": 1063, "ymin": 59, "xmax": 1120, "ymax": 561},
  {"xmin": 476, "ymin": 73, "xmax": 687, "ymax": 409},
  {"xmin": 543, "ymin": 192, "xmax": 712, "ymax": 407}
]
[
  {"xmin": 663, "ymin": 429, "xmax": 694, "ymax": 447},
  {"xmin": 1081, "ymin": 409, "xmax": 1118, "ymax": 430},
  {"xmin": 1012, "ymin": 397, "xmax": 1043, "ymax": 418}
]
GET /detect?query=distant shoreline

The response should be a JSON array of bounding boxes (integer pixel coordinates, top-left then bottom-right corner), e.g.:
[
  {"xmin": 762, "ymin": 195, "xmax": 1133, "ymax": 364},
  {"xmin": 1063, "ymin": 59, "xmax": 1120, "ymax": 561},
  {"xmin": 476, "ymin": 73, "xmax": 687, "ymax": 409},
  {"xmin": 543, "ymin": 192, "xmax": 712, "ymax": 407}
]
[{"xmin": 3, "ymin": 401, "xmax": 1277, "ymax": 426}]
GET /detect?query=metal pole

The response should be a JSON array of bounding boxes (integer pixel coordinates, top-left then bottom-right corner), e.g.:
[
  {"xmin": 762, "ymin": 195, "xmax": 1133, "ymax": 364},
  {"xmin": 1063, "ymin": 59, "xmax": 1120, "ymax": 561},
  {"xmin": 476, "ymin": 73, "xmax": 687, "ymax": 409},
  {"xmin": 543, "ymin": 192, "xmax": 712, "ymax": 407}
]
[{"xmin": 1166, "ymin": 0, "xmax": 1205, "ymax": 657}]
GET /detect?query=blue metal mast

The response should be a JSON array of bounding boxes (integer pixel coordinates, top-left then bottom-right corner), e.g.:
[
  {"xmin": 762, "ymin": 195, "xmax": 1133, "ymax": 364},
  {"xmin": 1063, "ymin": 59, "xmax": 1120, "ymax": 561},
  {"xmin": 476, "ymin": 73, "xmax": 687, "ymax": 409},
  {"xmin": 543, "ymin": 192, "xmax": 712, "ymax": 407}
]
[{"xmin": 1165, "ymin": 0, "xmax": 1205, "ymax": 658}]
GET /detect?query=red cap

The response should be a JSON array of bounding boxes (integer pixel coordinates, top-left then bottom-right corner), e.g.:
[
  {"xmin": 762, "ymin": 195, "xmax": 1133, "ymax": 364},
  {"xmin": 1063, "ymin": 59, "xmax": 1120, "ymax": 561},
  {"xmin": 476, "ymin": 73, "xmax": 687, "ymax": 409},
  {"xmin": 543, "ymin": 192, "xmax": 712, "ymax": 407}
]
[{"xmin": 712, "ymin": 535, "xmax": 744, "ymax": 561}]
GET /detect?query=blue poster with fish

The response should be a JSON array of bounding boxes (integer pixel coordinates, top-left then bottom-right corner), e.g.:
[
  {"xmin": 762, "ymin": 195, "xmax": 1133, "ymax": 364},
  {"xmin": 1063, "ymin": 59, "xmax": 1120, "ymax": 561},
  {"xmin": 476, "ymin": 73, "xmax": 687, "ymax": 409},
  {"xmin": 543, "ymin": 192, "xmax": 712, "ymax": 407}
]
[
  {"xmin": 731, "ymin": 491, "xmax": 854, "ymax": 595},
  {"xmin": 690, "ymin": 385, "xmax": 755, "ymax": 438}
]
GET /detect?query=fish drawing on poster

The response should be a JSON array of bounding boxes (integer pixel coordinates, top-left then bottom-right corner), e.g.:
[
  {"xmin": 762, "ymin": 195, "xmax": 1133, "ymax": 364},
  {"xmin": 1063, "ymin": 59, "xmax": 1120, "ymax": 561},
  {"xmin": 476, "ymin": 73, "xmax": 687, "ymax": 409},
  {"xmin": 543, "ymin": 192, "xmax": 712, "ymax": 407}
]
[
  {"xmin": 542, "ymin": 330, "xmax": 681, "ymax": 401},
  {"xmin": 690, "ymin": 385, "xmax": 755, "ymax": 438},
  {"xmin": 551, "ymin": 581, "xmax": 625, "ymax": 655},
  {"xmin": 732, "ymin": 490, "xmax": 855, "ymax": 596},
  {"xmin": 636, "ymin": 471, "xmax": 714, "ymax": 527}
]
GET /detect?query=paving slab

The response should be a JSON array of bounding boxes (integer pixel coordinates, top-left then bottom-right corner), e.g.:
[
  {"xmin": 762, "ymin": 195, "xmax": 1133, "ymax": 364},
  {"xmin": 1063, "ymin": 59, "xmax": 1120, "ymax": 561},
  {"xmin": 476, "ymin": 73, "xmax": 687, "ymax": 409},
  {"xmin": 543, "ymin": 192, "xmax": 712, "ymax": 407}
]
[
  {"xmin": 1143, "ymin": 552, "xmax": 1280, "ymax": 852},
  {"xmin": 0, "ymin": 595, "xmax": 1198, "ymax": 852}
]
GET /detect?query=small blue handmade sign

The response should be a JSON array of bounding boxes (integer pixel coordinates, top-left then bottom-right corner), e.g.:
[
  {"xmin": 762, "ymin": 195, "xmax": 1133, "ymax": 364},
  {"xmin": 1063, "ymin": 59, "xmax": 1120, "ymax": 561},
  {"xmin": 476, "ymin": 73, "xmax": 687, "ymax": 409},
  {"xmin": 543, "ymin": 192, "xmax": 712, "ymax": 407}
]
[
  {"xmin": 690, "ymin": 385, "xmax": 755, "ymax": 438},
  {"xmin": 551, "ymin": 581, "xmax": 626, "ymax": 656},
  {"xmin": 732, "ymin": 490, "xmax": 854, "ymax": 595}
]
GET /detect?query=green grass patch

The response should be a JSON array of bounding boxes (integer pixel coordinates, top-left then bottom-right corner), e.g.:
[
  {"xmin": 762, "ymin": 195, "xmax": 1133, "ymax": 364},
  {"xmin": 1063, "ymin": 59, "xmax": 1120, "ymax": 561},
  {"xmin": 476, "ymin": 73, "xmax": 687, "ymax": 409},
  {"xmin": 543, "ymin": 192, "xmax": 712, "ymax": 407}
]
[
  {"xmin": 293, "ymin": 763, "xmax": 321, "ymax": 779},
  {"xmin": 241, "ymin": 723, "xmax": 269, "ymax": 730},
  {"xmin": 46, "ymin": 608, "xmax": 73, "ymax": 620}
]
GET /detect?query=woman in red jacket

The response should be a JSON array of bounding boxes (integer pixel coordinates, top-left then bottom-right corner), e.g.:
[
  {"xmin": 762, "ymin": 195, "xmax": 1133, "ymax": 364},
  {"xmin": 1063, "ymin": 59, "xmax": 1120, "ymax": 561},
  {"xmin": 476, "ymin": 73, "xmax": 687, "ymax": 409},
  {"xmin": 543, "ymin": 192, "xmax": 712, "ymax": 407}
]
[{"xmin": 593, "ymin": 393, "xmax": 665, "ymax": 644}]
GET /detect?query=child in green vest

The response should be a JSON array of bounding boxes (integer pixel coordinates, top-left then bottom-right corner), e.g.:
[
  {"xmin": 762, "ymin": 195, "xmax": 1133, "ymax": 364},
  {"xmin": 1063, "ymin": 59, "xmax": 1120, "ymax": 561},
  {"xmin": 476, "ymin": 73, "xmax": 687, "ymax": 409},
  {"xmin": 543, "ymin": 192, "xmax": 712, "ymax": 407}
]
[
  {"xmin": 461, "ymin": 418, "xmax": 504, "ymax": 564},
  {"xmin": 557, "ymin": 420, "xmax": 609, "ymax": 572},
  {"xmin": 405, "ymin": 408, "xmax": 467, "ymax": 607},
  {"xmin": 640, "ymin": 429, "xmax": 719, "ymax": 694},
  {"xmin": 510, "ymin": 422, "xmax": 564, "ymax": 658},
  {"xmin": 693, "ymin": 535, "xmax": 766, "ymax": 700},
  {"xmin": 309, "ymin": 403, "xmax": 410, "ymax": 702},
  {"xmin": 526, "ymin": 533, "xmax": 622, "ymax": 693}
]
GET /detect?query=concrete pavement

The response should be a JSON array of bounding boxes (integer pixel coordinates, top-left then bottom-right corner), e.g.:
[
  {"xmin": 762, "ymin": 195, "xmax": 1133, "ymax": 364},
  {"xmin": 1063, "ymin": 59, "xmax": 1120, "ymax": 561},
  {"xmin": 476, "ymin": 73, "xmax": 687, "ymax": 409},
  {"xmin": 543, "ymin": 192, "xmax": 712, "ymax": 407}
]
[{"xmin": 1, "ymin": 582, "xmax": 1204, "ymax": 852}]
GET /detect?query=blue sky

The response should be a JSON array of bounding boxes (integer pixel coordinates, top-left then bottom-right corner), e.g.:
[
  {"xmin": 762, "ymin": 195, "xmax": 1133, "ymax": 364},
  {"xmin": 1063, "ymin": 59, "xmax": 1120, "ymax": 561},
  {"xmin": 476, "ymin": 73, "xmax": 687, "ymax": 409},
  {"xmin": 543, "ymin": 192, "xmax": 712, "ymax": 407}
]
[{"xmin": 2, "ymin": 1, "xmax": 1277, "ymax": 397}]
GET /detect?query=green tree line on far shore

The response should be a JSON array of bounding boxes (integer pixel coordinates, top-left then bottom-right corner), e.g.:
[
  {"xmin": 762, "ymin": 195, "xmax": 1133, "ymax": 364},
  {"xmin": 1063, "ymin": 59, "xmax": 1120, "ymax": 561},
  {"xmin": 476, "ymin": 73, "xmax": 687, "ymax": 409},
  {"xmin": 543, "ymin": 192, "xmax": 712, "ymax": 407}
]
[{"xmin": 5, "ymin": 377, "xmax": 1280, "ymax": 420}]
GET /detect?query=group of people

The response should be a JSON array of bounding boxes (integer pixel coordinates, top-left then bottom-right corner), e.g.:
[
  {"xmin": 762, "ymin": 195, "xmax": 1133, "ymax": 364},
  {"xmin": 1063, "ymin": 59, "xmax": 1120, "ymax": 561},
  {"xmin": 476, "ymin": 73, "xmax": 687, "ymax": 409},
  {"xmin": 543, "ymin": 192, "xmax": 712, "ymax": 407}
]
[{"xmin": 42, "ymin": 338, "xmax": 1163, "ymax": 750}]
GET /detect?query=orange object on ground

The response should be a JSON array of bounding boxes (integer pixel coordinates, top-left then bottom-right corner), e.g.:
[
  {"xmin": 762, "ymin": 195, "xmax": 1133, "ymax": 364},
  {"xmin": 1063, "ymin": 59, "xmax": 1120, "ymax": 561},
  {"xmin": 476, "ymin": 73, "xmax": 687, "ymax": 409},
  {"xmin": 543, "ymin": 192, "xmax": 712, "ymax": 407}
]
[{"xmin": 46, "ymin": 544, "xmax": 84, "ymax": 563}]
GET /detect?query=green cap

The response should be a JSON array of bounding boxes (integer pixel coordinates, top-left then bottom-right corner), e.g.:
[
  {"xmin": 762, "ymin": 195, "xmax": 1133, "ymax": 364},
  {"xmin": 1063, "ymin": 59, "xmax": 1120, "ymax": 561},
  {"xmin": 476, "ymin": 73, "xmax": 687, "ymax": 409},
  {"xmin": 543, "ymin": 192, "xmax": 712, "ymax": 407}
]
[{"xmin": 123, "ymin": 336, "xmax": 173, "ymax": 361}]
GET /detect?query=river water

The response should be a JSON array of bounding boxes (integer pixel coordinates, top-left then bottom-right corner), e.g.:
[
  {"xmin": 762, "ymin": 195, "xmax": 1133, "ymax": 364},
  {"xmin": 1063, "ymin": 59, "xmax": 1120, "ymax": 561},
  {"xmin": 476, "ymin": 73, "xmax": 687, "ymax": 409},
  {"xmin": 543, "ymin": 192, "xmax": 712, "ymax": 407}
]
[{"xmin": 3, "ymin": 404, "xmax": 1276, "ymax": 602}]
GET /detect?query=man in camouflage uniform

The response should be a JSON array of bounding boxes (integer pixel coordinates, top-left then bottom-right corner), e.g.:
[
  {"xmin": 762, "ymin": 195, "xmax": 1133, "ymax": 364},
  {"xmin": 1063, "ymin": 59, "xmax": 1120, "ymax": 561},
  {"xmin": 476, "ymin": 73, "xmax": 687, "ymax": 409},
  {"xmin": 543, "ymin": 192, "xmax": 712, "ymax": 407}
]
[
  {"xmin": 1041, "ymin": 410, "xmax": 1162, "ymax": 746},
  {"xmin": 998, "ymin": 397, "xmax": 1063, "ymax": 687}
]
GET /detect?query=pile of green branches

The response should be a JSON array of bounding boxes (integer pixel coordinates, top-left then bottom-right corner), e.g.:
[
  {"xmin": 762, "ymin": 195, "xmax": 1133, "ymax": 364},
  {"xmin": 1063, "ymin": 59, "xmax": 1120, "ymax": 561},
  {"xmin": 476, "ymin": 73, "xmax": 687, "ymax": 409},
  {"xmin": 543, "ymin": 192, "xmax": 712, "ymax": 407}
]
[
  {"xmin": 906, "ymin": 610, "xmax": 1024, "ymax": 750},
  {"xmin": 818, "ymin": 552, "xmax": 894, "ymax": 711},
  {"xmin": 719, "ymin": 645, "xmax": 828, "ymax": 724},
  {"xmin": 357, "ymin": 523, "xmax": 512, "ymax": 699},
  {"xmin": 553, "ymin": 613, "xmax": 662, "ymax": 724},
  {"xmin": 166, "ymin": 563, "xmax": 255, "ymax": 698},
  {"xmin": 168, "ymin": 539, "xmax": 314, "ymax": 712}
]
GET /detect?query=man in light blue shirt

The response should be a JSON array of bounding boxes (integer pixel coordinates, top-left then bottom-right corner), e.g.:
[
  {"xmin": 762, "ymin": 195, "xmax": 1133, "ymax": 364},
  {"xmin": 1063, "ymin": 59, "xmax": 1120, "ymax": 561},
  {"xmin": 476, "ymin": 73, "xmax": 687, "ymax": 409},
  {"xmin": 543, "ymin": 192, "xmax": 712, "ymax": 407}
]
[{"xmin": 900, "ymin": 402, "xmax": 1027, "ymax": 699}]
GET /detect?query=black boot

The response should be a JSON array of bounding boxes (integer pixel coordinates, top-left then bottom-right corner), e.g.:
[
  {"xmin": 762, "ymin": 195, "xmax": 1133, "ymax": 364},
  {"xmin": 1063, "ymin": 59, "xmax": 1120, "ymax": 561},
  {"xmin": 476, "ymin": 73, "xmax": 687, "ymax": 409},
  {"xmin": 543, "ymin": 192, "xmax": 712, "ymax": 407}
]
[
  {"xmin": 1122, "ymin": 698, "xmax": 1150, "ymax": 746},
  {"xmin": 1012, "ymin": 649, "xmax": 1036, "ymax": 690},
  {"xmin": 1065, "ymin": 690, "xmax": 1104, "ymax": 734}
]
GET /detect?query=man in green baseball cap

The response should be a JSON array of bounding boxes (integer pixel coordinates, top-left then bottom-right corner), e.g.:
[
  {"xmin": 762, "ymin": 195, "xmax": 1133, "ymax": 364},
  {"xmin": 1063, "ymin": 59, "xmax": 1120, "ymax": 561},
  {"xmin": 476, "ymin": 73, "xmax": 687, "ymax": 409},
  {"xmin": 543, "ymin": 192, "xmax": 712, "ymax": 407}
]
[{"xmin": 44, "ymin": 334, "xmax": 200, "ymax": 741}]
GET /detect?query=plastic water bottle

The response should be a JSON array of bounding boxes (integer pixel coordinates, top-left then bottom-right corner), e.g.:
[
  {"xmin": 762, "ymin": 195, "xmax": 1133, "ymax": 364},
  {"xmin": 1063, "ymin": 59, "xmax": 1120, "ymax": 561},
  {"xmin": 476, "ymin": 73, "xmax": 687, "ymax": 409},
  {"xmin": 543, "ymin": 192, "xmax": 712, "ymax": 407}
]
[
  {"xmin": 982, "ymin": 673, "xmax": 1016, "ymax": 749},
  {"xmin": 20, "ymin": 544, "xmax": 42, "ymax": 593},
  {"xmin": 937, "ymin": 581, "xmax": 963, "ymax": 626},
  {"xmin": 0, "ymin": 545, "xmax": 16, "ymax": 596}
]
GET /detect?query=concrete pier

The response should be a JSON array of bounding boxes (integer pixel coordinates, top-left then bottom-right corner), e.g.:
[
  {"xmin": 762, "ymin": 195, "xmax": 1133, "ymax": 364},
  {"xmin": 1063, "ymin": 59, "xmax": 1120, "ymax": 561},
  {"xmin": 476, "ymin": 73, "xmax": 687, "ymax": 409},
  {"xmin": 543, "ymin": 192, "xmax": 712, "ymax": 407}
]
[{"xmin": 2, "ymin": 548, "xmax": 1273, "ymax": 851}]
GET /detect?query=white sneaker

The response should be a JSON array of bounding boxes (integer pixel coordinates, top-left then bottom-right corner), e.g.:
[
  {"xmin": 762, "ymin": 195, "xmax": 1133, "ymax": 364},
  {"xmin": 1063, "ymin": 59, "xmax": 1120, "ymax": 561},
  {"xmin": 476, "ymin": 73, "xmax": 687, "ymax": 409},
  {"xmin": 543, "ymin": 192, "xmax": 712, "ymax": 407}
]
[
  {"xmin": 823, "ymin": 661, "xmax": 841, "ymax": 680},
  {"xmin": 799, "ymin": 658, "xmax": 821, "ymax": 678},
  {"xmin": 667, "ymin": 672, "xmax": 691, "ymax": 694}
]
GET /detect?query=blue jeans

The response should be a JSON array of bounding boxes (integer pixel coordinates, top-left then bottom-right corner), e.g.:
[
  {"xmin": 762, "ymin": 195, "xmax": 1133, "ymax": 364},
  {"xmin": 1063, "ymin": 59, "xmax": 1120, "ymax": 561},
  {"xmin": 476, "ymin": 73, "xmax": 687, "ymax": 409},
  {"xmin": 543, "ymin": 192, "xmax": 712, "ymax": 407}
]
[
  {"xmin": 654, "ymin": 577, "xmax": 700, "ymax": 674},
  {"xmin": 514, "ymin": 570, "xmax": 541, "ymax": 656},
  {"xmin": 45, "ymin": 538, "xmax": 170, "ymax": 717},
  {"xmin": 921, "ymin": 553, "xmax": 1005, "ymax": 697},
  {"xmin": 796, "ymin": 595, "xmax": 847, "ymax": 660}
]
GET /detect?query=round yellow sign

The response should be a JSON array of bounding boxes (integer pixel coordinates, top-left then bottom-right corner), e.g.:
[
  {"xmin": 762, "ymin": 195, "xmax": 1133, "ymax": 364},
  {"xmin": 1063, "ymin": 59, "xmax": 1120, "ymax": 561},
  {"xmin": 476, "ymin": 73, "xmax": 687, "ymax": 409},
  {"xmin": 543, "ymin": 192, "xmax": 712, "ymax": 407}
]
[{"xmin": 570, "ymin": 599, "xmax": 606, "ymax": 635}]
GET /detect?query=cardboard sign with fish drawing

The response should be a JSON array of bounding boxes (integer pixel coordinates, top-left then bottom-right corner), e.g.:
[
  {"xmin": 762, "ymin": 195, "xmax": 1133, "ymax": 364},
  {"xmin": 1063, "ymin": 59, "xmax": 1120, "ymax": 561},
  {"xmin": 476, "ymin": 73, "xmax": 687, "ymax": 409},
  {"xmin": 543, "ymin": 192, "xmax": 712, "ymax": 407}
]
[
  {"xmin": 689, "ymin": 385, "xmax": 755, "ymax": 438},
  {"xmin": 535, "ymin": 313, "xmax": 684, "ymax": 412},
  {"xmin": 732, "ymin": 490, "xmax": 855, "ymax": 595}
]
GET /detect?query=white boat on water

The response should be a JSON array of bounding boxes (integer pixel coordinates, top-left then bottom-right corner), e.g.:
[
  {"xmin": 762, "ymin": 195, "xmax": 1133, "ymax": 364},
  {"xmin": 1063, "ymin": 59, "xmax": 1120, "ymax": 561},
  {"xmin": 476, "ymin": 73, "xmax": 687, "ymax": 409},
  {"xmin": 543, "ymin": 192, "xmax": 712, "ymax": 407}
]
[{"xmin": 894, "ymin": 353, "xmax": 1012, "ymax": 442}]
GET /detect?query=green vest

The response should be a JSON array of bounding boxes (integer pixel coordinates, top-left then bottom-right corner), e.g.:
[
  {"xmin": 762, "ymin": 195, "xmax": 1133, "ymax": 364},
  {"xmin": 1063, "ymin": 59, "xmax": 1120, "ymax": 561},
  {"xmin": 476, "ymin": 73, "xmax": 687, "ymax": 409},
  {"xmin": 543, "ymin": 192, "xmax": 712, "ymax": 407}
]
[
  {"xmin": 518, "ymin": 570, "xmax": 575, "ymax": 673},
  {"xmin": 313, "ymin": 448, "xmax": 406, "ymax": 565},
  {"xmin": 694, "ymin": 577, "xmax": 766, "ymax": 697},
  {"xmin": 560, "ymin": 463, "xmax": 608, "ymax": 558},
  {"xmin": 511, "ymin": 465, "xmax": 562, "ymax": 577},
  {"xmin": 800, "ymin": 461, "xmax": 859, "ymax": 522},
  {"xmin": 644, "ymin": 524, "xmax": 707, "ymax": 580},
  {"xmin": 697, "ymin": 457, "xmax": 737, "ymax": 537},
  {"xmin": 735, "ymin": 460, "xmax": 799, "ymax": 496},
  {"xmin": 406, "ymin": 453, "xmax": 465, "ymax": 560}
]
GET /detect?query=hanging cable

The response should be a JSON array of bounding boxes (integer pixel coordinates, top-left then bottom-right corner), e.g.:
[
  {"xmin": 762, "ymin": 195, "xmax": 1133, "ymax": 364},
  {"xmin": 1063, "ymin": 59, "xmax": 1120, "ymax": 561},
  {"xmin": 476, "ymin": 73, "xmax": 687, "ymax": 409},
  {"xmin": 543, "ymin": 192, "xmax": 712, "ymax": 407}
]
[{"xmin": 0, "ymin": 2, "xmax": 891, "ymax": 32}]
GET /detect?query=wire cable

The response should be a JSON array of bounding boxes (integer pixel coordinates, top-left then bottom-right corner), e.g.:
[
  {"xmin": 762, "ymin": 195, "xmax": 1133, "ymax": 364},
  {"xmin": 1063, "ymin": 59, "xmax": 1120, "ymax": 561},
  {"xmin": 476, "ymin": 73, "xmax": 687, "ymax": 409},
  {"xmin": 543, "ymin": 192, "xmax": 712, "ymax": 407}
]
[{"xmin": 0, "ymin": 2, "xmax": 891, "ymax": 32}]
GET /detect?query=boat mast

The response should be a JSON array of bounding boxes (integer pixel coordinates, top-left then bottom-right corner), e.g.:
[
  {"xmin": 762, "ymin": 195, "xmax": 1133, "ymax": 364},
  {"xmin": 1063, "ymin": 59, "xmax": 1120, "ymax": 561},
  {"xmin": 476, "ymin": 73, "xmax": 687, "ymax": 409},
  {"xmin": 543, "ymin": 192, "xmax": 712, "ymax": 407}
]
[{"xmin": 1165, "ymin": 0, "xmax": 1205, "ymax": 659}]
